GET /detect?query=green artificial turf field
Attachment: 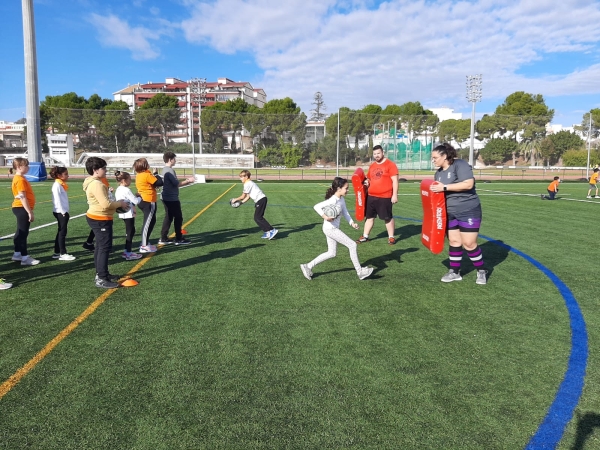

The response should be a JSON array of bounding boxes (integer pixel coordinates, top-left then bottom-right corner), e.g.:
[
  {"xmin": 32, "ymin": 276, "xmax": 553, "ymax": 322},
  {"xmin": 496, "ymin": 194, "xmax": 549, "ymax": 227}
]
[{"xmin": 0, "ymin": 178, "xmax": 598, "ymax": 449}]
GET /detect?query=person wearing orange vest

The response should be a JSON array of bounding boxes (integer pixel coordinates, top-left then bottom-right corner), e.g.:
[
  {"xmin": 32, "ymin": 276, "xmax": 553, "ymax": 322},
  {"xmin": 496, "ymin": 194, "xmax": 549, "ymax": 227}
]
[
  {"xmin": 134, "ymin": 158, "xmax": 164, "ymax": 253},
  {"xmin": 542, "ymin": 176, "xmax": 560, "ymax": 200},
  {"xmin": 11, "ymin": 157, "xmax": 39, "ymax": 266}
]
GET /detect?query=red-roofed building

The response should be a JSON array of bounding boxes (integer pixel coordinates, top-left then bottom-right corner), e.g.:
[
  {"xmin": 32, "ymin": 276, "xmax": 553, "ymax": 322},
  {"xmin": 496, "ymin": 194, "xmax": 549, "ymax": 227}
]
[{"xmin": 113, "ymin": 77, "xmax": 267, "ymax": 144}]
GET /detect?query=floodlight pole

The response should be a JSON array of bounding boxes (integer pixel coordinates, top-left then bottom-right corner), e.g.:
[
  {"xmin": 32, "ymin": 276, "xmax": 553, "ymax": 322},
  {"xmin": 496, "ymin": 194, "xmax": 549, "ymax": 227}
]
[
  {"xmin": 587, "ymin": 112, "xmax": 592, "ymax": 179},
  {"xmin": 466, "ymin": 74, "xmax": 482, "ymax": 167},
  {"xmin": 188, "ymin": 78, "xmax": 207, "ymax": 175},
  {"xmin": 22, "ymin": 0, "xmax": 42, "ymax": 163},
  {"xmin": 336, "ymin": 108, "xmax": 340, "ymax": 177}
]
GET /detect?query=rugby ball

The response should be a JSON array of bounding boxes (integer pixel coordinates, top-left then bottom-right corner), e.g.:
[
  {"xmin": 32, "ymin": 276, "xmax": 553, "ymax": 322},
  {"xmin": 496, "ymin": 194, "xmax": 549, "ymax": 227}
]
[
  {"xmin": 322, "ymin": 204, "xmax": 342, "ymax": 219},
  {"xmin": 116, "ymin": 201, "xmax": 131, "ymax": 214},
  {"xmin": 230, "ymin": 198, "xmax": 241, "ymax": 208}
]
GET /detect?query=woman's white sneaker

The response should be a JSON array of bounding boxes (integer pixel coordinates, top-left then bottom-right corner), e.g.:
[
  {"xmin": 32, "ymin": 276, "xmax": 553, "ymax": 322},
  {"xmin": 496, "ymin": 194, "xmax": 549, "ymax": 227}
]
[{"xmin": 21, "ymin": 256, "xmax": 40, "ymax": 266}]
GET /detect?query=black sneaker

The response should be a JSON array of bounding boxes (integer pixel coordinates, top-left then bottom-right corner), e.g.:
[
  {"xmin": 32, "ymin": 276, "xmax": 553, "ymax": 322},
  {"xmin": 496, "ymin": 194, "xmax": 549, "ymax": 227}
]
[
  {"xmin": 95, "ymin": 278, "xmax": 119, "ymax": 289},
  {"xmin": 82, "ymin": 242, "xmax": 95, "ymax": 251},
  {"xmin": 175, "ymin": 239, "xmax": 191, "ymax": 246},
  {"xmin": 96, "ymin": 273, "xmax": 120, "ymax": 282},
  {"xmin": 158, "ymin": 239, "xmax": 174, "ymax": 245}
]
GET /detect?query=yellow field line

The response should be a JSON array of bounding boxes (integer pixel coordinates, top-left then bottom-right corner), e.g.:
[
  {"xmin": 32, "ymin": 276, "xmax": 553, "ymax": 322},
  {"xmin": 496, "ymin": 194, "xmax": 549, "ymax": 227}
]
[{"xmin": 0, "ymin": 184, "xmax": 236, "ymax": 401}]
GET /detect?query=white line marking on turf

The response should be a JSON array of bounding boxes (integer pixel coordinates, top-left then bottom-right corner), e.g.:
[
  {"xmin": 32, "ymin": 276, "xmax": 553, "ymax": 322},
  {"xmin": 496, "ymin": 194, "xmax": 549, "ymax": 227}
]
[
  {"xmin": 0, "ymin": 213, "xmax": 87, "ymax": 240},
  {"xmin": 479, "ymin": 189, "xmax": 599, "ymax": 203}
]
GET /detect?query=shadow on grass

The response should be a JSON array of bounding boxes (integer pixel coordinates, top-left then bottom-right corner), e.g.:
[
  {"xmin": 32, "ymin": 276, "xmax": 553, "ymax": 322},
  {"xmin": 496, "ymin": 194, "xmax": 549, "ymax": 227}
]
[
  {"xmin": 363, "ymin": 248, "xmax": 419, "ymax": 274},
  {"xmin": 442, "ymin": 239, "xmax": 511, "ymax": 280},
  {"xmin": 572, "ymin": 411, "xmax": 600, "ymax": 450},
  {"xmin": 132, "ymin": 243, "xmax": 265, "ymax": 280}
]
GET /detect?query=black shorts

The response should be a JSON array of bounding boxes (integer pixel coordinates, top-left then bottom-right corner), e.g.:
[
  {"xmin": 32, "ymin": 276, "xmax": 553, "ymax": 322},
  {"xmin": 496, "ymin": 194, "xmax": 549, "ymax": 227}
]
[
  {"xmin": 447, "ymin": 205, "xmax": 482, "ymax": 232},
  {"xmin": 366, "ymin": 196, "xmax": 393, "ymax": 221}
]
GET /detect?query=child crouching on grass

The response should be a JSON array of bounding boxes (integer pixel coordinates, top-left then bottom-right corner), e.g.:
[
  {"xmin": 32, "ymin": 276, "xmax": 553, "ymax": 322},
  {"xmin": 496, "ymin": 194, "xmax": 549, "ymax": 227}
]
[
  {"xmin": 300, "ymin": 177, "xmax": 373, "ymax": 281},
  {"xmin": 231, "ymin": 170, "xmax": 278, "ymax": 239},
  {"xmin": 115, "ymin": 171, "xmax": 143, "ymax": 261},
  {"xmin": 83, "ymin": 157, "xmax": 130, "ymax": 289}
]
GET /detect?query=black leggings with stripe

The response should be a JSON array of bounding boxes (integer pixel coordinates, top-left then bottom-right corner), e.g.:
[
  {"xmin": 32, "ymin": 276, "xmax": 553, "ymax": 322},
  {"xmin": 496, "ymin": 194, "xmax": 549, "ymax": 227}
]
[{"xmin": 138, "ymin": 200, "xmax": 156, "ymax": 247}]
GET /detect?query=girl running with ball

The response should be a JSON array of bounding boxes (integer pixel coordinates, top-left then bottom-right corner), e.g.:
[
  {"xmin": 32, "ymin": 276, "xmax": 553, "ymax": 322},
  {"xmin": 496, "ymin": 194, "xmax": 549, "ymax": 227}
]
[{"xmin": 300, "ymin": 177, "xmax": 373, "ymax": 281}]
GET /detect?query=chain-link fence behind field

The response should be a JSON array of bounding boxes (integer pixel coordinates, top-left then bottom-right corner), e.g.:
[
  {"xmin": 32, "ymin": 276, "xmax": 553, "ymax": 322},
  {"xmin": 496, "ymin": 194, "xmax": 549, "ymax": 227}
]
[{"xmin": 337, "ymin": 111, "xmax": 437, "ymax": 170}]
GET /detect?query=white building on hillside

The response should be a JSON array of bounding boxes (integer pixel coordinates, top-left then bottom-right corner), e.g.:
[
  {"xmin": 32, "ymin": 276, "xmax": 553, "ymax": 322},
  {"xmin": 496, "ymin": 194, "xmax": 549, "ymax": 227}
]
[
  {"xmin": 46, "ymin": 134, "xmax": 75, "ymax": 166},
  {"xmin": 429, "ymin": 107, "xmax": 463, "ymax": 122}
]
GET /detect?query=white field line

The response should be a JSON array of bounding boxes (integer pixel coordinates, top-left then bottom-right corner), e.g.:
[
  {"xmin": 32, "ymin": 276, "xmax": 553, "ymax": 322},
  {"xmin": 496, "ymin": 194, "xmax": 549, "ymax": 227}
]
[
  {"xmin": 0, "ymin": 213, "xmax": 87, "ymax": 240},
  {"xmin": 478, "ymin": 189, "xmax": 600, "ymax": 203}
]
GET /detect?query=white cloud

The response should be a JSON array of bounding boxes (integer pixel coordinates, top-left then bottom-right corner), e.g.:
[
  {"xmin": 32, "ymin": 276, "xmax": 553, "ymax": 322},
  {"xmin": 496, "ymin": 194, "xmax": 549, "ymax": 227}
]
[
  {"xmin": 179, "ymin": 0, "xmax": 600, "ymax": 113},
  {"xmin": 88, "ymin": 13, "xmax": 163, "ymax": 60}
]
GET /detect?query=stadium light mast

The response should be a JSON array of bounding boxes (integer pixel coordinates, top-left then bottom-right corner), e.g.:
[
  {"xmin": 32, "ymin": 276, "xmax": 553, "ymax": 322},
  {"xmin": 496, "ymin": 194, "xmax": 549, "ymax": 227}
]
[
  {"xmin": 188, "ymin": 78, "xmax": 207, "ymax": 174},
  {"xmin": 22, "ymin": 0, "xmax": 42, "ymax": 163},
  {"xmin": 586, "ymin": 111, "xmax": 592, "ymax": 179},
  {"xmin": 466, "ymin": 74, "xmax": 482, "ymax": 167}
]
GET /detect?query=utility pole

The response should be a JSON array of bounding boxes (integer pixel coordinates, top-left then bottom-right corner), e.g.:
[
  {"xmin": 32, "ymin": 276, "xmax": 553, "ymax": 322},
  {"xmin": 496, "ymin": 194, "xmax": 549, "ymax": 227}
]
[
  {"xmin": 466, "ymin": 74, "xmax": 483, "ymax": 167},
  {"xmin": 21, "ymin": 0, "xmax": 42, "ymax": 162}
]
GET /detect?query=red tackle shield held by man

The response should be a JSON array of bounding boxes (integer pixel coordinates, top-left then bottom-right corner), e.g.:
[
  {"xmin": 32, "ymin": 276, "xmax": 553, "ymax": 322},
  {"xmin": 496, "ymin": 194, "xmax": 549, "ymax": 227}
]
[
  {"xmin": 352, "ymin": 168, "xmax": 367, "ymax": 221},
  {"xmin": 420, "ymin": 179, "xmax": 446, "ymax": 254}
]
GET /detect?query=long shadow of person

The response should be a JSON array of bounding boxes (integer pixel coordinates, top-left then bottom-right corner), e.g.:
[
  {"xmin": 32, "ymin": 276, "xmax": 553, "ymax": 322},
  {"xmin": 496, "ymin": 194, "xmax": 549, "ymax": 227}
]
[
  {"xmin": 571, "ymin": 411, "xmax": 600, "ymax": 450},
  {"xmin": 272, "ymin": 222, "xmax": 318, "ymax": 239},
  {"xmin": 445, "ymin": 239, "xmax": 511, "ymax": 281},
  {"xmin": 363, "ymin": 248, "xmax": 419, "ymax": 275},
  {"xmin": 131, "ymin": 243, "xmax": 265, "ymax": 280}
]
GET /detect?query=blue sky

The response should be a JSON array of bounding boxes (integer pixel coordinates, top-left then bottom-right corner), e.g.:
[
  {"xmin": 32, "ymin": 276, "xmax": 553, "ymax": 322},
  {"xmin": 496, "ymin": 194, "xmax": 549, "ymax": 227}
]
[{"xmin": 2, "ymin": 0, "xmax": 600, "ymax": 127}]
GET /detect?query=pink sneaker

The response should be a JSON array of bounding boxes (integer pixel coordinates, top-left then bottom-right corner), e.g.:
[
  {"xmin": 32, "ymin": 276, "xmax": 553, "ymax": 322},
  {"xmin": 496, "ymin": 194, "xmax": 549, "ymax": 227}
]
[{"xmin": 125, "ymin": 252, "xmax": 143, "ymax": 261}]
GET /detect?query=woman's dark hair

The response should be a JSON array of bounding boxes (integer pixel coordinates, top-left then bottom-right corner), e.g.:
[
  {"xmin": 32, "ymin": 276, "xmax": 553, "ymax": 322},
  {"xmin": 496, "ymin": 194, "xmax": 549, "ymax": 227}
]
[
  {"xmin": 85, "ymin": 157, "xmax": 107, "ymax": 175},
  {"xmin": 115, "ymin": 170, "xmax": 131, "ymax": 183},
  {"xmin": 325, "ymin": 177, "xmax": 348, "ymax": 199},
  {"xmin": 433, "ymin": 143, "xmax": 458, "ymax": 164},
  {"xmin": 49, "ymin": 166, "xmax": 68, "ymax": 179}
]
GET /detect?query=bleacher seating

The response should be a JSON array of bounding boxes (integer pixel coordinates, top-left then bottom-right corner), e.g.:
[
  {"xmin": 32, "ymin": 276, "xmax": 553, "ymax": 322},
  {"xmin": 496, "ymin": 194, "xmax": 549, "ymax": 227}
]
[{"xmin": 75, "ymin": 152, "xmax": 254, "ymax": 170}]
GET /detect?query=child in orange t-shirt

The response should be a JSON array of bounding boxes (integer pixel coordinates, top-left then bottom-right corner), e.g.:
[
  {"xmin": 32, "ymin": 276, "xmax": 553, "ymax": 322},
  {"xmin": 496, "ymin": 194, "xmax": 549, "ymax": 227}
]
[
  {"xmin": 11, "ymin": 157, "xmax": 39, "ymax": 266},
  {"xmin": 542, "ymin": 176, "xmax": 560, "ymax": 200},
  {"xmin": 133, "ymin": 158, "xmax": 163, "ymax": 253}
]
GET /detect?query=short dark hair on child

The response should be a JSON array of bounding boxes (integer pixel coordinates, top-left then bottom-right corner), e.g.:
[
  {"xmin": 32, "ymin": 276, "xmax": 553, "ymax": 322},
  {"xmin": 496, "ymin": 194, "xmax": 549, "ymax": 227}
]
[
  {"xmin": 554, "ymin": 176, "xmax": 560, "ymax": 180},
  {"xmin": 49, "ymin": 166, "xmax": 68, "ymax": 179},
  {"xmin": 133, "ymin": 158, "xmax": 149, "ymax": 173},
  {"xmin": 85, "ymin": 157, "xmax": 107, "ymax": 175},
  {"xmin": 163, "ymin": 151, "xmax": 176, "ymax": 163}
]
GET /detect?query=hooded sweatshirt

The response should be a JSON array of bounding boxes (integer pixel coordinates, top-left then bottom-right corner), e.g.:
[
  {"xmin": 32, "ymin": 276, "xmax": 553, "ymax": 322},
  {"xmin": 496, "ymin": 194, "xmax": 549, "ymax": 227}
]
[{"xmin": 83, "ymin": 176, "xmax": 120, "ymax": 221}]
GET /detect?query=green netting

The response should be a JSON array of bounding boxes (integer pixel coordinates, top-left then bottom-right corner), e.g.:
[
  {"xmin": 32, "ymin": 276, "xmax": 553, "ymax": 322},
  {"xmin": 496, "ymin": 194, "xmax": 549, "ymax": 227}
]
[{"xmin": 381, "ymin": 139, "xmax": 433, "ymax": 169}]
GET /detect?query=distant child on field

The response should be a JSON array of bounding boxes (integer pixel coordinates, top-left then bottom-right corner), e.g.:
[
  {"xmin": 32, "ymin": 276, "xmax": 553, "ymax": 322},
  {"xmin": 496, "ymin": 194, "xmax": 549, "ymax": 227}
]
[
  {"xmin": 83, "ymin": 157, "xmax": 129, "ymax": 289},
  {"xmin": 11, "ymin": 157, "xmax": 39, "ymax": 266},
  {"xmin": 587, "ymin": 168, "xmax": 599, "ymax": 199},
  {"xmin": 159, "ymin": 151, "xmax": 195, "ymax": 246},
  {"xmin": 134, "ymin": 157, "xmax": 163, "ymax": 253},
  {"xmin": 300, "ymin": 177, "xmax": 373, "ymax": 280},
  {"xmin": 82, "ymin": 175, "xmax": 114, "ymax": 251},
  {"xmin": 542, "ymin": 176, "xmax": 560, "ymax": 200},
  {"xmin": 115, "ymin": 171, "xmax": 143, "ymax": 261},
  {"xmin": 50, "ymin": 166, "xmax": 75, "ymax": 261},
  {"xmin": 231, "ymin": 170, "xmax": 278, "ymax": 239}
]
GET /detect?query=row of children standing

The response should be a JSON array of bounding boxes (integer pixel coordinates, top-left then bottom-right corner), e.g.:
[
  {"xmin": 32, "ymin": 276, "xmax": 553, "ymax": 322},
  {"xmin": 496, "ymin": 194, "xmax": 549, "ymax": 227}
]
[{"xmin": 1, "ymin": 152, "xmax": 194, "ymax": 290}]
